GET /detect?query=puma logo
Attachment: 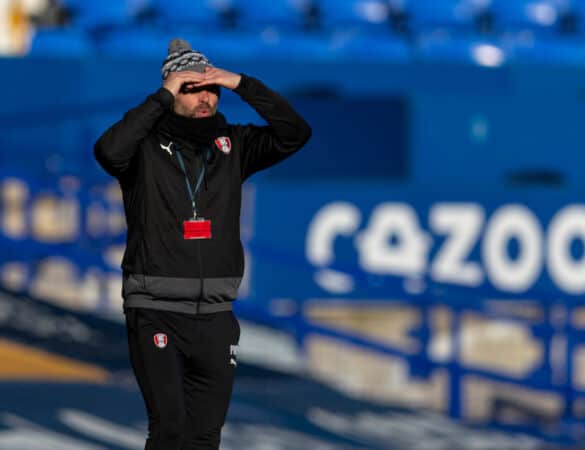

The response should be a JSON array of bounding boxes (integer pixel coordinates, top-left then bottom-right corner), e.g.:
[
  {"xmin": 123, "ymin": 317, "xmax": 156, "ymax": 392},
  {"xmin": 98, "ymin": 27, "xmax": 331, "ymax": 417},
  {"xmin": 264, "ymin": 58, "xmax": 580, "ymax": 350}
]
[{"xmin": 160, "ymin": 141, "xmax": 173, "ymax": 156}]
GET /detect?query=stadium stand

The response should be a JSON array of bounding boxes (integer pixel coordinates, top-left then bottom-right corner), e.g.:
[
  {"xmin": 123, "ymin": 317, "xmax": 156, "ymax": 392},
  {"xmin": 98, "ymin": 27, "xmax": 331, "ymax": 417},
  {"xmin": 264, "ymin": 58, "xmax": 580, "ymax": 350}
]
[{"xmin": 18, "ymin": 0, "xmax": 585, "ymax": 66}]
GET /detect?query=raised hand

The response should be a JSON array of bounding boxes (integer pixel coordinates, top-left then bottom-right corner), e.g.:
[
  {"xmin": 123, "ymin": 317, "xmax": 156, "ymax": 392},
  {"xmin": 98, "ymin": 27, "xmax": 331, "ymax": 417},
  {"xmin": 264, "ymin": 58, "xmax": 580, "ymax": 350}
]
[
  {"xmin": 198, "ymin": 67, "xmax": 242, "ymax": 90},
  {"xmin": 162, "ymin": 71, "xmax": 206, "ymax": 97}
]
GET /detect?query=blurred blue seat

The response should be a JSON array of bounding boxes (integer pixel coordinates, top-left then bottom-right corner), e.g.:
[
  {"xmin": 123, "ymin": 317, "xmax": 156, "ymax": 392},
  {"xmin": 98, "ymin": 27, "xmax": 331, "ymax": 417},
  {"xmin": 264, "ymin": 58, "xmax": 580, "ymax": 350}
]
[
  {"xmin": 329, "ymin": 31, "xmax": 412, "ymax": 62},
  {"xmin": 230, "ymin": 0, "xmax": 312, "ymax": 29},
  {"xmin": 252, "ymin": 30, "xmax": 410, "ymax": 62},
  {"xmin": 172, "ymin": 31, "xmax": 266, "ymax": 60},
  {"xmin": 29, "ymin": 28, "xmax": 93, "ymax": 57},
  {"xmin": 417, "ymin": 34, "xmax": 508, "ymax": 66},
  {"xmin": 563, "ymin": 0, "xmax": 585, "ymax": 33},
  {"xmin": 252, "ymin": 31, "xmax": 333, "ymax": 60},
  {"xmin": 98, "ymin": 27, "xmax": 264, "ymax": 61},
  {"xmin": 317, "ymin": 0, "xmax": 391, "ymax": 31},
  {"xmin": 96, "ymin": 28, "xmax": 171, "ymax": 57},
  {"xmin": 150, "ymin": 0, "xmax": 231, "ymax": 27},
  {"xmin": 490, "ymin": 0, "xmax": 564, "ymax": 32},
  {"xmin": 507, "ymin": 36, "xmax": 585, "ymax": 65},
  {"xmin": 400, "ymin": 0, "xmax": 488, "ymax": 32},
  {"xmin": 61, "ymin": 0, "xmax": 149, "ymax": 30}
]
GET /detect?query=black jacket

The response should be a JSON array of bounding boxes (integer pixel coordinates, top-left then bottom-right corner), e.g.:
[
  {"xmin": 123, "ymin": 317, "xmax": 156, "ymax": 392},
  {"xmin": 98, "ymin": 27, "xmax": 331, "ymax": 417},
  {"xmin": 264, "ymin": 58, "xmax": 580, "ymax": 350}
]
[{"xmin": 94, "ymin": 74, "xmax": 311, "ymax": 314}]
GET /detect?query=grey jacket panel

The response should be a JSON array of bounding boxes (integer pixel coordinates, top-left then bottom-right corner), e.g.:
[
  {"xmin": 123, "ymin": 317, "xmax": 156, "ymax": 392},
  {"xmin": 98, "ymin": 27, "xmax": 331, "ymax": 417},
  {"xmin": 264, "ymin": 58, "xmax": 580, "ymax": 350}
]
[
  {"xmin": 204, "ymin": 277, "xmax": 241, "ymax": 303},
  {"xmin": 122, "ymin": 272, "xmax": 242, "ymax": 303}
]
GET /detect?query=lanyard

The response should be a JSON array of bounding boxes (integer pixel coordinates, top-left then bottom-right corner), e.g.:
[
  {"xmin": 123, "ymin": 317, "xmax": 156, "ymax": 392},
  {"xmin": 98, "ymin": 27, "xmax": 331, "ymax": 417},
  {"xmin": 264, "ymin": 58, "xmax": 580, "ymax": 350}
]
[{"xmin": 175, "ymin": 146, "xmax": 211, "ymax": 218}]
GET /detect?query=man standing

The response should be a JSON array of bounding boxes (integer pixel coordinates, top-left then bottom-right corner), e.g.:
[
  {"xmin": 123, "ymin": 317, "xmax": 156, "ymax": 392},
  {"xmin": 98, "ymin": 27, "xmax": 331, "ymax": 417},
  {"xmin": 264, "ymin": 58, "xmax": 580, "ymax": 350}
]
[{"xmin": 94, "ymin": 38, "xmax": 311, "ymax": 450}]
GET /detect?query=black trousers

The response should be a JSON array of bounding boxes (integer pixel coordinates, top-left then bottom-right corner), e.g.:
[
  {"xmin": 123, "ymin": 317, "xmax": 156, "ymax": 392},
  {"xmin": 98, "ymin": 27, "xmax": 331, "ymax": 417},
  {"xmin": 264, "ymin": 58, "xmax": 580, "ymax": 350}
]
[{"xmin": 124, "ymin": 307, "xmax": 240, "ymax": 450}]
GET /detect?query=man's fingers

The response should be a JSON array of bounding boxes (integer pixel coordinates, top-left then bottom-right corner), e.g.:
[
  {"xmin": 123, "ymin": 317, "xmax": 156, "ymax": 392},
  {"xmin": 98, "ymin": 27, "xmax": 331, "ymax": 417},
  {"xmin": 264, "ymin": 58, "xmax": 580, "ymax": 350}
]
[
  {"xmin": 164, "ymin": 67, "xmax": 237, "ymax": 92},
  {"xmin": 169, "ymin": 71, "xmax": 205, "ymax": 81},
  {"xmin": 168, "ymin": 69, "xmax": 220, "ymax": 85},
  {"xmin": 202, "ymin": 80, "xmax": 226, "ymax": 89},
  {"xmin": 175, "ymin": 69, "xmax": 205, "ymax": 75},
  {"xmin": 202, "ymin": 73, "xmax": 223, "ymax": 84},
  {"xmin": 178, "ymin": 74, "xmax": 207, "ymax": 86},
  {"xmin": 183, "ymin": 78, "xmax": 206, "ymax": 86},
  {"xmin": 181, "ymin": 76, "xmax": 206, "ymax": 83},
  {"xmin": 190, "ymin": 79, "xmax": 213, "ymax": 87}
]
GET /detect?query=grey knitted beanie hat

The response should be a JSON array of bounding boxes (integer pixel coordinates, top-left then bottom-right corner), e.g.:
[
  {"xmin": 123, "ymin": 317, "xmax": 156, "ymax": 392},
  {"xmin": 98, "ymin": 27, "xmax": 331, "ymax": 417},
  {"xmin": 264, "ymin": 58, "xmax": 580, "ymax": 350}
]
[{"xmin": 161, "ymin": 38, "xmax": 213, "ymax": 80}]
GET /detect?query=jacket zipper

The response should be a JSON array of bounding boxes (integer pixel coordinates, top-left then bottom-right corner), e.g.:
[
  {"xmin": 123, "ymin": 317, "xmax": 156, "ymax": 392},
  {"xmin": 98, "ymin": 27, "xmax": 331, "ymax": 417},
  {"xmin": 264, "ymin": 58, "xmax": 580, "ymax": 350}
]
[
  {"xmin": 196, "ymin": 148, "xmax": 207, "ymax": 313},
  {"xmin": 196, "ymin": 239, "xmax": 203, "ymax": 313}
]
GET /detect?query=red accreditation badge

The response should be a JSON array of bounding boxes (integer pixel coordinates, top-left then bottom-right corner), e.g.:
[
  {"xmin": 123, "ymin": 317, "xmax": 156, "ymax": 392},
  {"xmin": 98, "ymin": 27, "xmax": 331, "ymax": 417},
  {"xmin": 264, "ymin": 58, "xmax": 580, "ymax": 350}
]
[{"xmin": 183, "ymin": 217, "xmax": 212, "ymax": 240}]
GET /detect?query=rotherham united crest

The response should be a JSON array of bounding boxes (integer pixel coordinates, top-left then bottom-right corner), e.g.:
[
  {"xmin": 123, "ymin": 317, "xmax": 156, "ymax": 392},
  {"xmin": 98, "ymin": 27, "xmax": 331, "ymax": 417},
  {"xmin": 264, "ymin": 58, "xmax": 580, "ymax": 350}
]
[
  {"xmin": 153, "ymin": 333, "xmax": 168, "ymax": 349},
  {"xmin": 215, "ymin": 137, "xmax": 231, "ymax": 154}
]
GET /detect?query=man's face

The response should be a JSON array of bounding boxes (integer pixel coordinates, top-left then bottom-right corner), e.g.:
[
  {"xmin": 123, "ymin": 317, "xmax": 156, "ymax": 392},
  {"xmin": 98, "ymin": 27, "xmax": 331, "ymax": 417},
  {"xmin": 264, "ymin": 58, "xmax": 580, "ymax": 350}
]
[{"xmin": 173, "ymin": 82, "xmax": 219, "ymax": 118}]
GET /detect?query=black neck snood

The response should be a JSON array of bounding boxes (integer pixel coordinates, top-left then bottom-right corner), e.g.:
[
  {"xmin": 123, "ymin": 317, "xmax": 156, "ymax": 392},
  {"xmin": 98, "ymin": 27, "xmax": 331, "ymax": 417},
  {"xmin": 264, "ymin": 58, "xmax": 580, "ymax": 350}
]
[{"xmin": 157, "ymin": 110, "xmax": 226, "ymax": 150}]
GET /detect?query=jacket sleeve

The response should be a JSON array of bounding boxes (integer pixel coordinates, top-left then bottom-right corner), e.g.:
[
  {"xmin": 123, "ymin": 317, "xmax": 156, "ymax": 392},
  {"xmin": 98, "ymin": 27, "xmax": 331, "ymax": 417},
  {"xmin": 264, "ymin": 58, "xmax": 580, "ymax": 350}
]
[
  {"xmin": 93, "ymin": 88, "xmax": 174, "ymax": 178},
  {"xmin": 233, "ymin": 74, "xmax": 312, "ymax": 181}
]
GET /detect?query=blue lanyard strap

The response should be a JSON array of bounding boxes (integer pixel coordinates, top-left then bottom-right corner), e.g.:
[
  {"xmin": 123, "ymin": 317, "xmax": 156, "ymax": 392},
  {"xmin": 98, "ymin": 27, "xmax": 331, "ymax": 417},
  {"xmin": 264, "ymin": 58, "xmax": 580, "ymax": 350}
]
[{"xmin": 175, "ymin": 146, "xmax": 210, "ymax": 217}]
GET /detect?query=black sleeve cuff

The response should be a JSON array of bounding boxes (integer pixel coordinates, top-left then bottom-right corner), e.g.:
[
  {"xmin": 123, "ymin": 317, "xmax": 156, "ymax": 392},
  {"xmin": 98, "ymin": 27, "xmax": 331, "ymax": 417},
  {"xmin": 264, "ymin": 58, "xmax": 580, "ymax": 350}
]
[
  {"xmin": 151, "ymin": 87, "xmax": 175, "ymax": 109},
  {"xmin": 233, "ymin": 73, "xmax": 253, "ymax": 96}
]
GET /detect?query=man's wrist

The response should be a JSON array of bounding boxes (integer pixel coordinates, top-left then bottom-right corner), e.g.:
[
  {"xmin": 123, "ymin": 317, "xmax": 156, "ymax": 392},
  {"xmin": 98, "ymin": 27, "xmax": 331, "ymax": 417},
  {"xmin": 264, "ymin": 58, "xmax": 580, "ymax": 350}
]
[{"xmin": 230, "ymin": 74, "xmax": 243, "ymax": 90}]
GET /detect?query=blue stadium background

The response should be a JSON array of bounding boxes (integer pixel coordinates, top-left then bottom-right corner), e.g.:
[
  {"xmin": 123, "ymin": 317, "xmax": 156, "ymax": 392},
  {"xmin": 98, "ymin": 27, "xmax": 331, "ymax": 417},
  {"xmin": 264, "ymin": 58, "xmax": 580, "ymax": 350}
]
[{"xmin": 1, "ymin": 0, "xmax": 585, "ymax": 448}]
